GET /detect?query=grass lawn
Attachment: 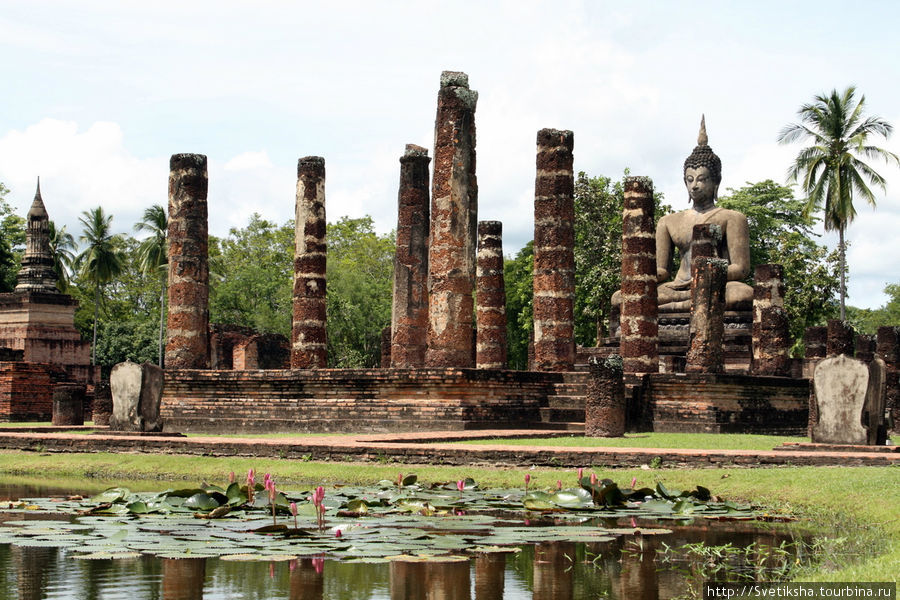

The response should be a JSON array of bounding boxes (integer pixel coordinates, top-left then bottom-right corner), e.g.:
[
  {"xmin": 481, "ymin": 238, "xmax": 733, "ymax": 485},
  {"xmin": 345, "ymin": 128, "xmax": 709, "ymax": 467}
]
[
  {"xmin": 0, "ymin": 450, "xmax": 896, "ymax": 582},
  {"xmin": 458, "ymin": 432, "xmax": 811, "ymax": 450}
]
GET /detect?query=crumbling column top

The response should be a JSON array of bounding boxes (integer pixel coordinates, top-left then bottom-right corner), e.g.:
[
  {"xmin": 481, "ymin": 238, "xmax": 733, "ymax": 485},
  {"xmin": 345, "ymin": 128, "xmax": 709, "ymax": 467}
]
[
  {"xmin": 403, "ymin": 144, "xmax": 430, "ymax": 158},
  {"xmin": 170, "ymin": 153, "xmax": 207, "ymax": 170}
]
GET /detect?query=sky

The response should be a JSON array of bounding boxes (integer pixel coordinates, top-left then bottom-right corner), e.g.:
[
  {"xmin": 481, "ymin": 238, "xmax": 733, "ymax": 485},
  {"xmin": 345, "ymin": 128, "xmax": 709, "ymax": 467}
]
[{"xmin": 1, "ymin": 0, "xmax": 898, "ymax": 309}]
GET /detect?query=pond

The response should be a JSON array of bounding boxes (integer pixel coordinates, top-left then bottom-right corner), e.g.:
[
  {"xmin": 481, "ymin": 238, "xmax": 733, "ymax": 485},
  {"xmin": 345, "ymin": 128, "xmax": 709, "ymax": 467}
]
[{"xmin": 0, "ymin": 480, "xmax": 813, "ymax": 599}]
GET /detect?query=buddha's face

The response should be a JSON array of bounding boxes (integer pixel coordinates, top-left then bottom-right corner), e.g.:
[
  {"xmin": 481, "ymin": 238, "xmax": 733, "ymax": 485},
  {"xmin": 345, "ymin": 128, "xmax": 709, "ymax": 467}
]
[{"xmin": 684, "ymin": 166, "xmax": 717, "ymax": 206}]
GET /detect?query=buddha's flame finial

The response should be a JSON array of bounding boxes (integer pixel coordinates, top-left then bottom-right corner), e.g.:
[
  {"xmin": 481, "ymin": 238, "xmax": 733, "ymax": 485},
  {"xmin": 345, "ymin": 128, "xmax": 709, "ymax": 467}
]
[
  {"xmin": 35, "ymin": 176, "xmax": 41, "ymax": 199},
  {"xmin": 698, "ymin": 115, "xmax": 708, "ymax": 146}
]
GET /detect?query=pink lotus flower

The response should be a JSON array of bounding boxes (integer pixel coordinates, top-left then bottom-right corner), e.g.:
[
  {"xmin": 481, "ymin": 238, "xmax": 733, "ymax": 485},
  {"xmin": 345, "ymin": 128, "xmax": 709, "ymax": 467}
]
[
  {"xmin": 590, "ymin": 473, "xmax": 598, "ymax": 486},
  {"xmin": 228, "ymin": 471, "xmax": 235, "ymax": 484},
  {"xmin": 577, "ymin": 467, "xmax": 584, "ymax": 482},
  {"xmin": 557, "ymin": 480, "xmax": 562, "ymax": 490},
  {"xmin": 290, "ymin": 502, "xmax": 298, "ymax": 529},
  {"xmin": 456, "ymin": 480, "xmax": 465, "ymax": 494},
  {"xmin": 631, "ymin": 477, "xmax": 637, "ymax": 489}
]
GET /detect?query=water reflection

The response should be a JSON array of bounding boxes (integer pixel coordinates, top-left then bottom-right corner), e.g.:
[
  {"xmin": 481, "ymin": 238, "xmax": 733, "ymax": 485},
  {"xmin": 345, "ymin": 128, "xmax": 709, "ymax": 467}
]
[
  {"xmin": 162, "ymin": 557, "xmax": 206, "ymax": 600},
  {"xmin": 290, "ymin": 558, "xmax": 324, "ymax": 600},
  {"xmin": 12, "ymin": 546, "xmax": 53, "ymax": 600},
  {"xmin": 474, "ymin": 553, "xmax": 505, "ymax": 600},
  {"xmin": 533, "ymin": 542, "xmax": 574, "ymax": 600},
  {"xmin": 391, "ymin": 558, "xmax": 471, "ymax": 600}
]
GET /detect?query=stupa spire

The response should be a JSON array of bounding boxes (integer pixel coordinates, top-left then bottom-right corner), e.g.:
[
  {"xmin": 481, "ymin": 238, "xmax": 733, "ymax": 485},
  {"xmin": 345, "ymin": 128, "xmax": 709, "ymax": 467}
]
[{"xmin": 15, "ymin": 176, "xmax": 58, "ymax": 293}]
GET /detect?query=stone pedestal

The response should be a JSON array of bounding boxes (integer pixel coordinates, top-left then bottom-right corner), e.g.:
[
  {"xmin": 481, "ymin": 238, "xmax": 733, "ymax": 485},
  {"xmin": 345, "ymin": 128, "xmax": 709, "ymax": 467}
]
[
  {"xmin": 92, "ymin": 381, "xmax": 112, "ymax": 427},
  {"xmin": 585, "ymin": 355, "xmax": 625, "ymax": 437},
  {"xmin": 426, "ymin": 71, "xmax": 478, "ymax": 368},
  {"xmin": 109, "ymin": 361, "xmax": 164, "ymax": 432},
  {"xmin": 292, "ymin": 156, "xmax": 328, "ymax": 369},
  {"xmin": 391, "ymin": 145, "xmax": 431, "ymax": 368},
  {"xmin": 476, "ymin": 221, "xmax": 507, "ymax": 369},
  {"xmin": 166, "ymin": 153, "xmax": 210, "ymax": 369},
  {"xmin": 618, "ymin": 176, "xmax": 658, "ymax": 374},
  {"xmin": 685, "ymin": 258, "xmax": 727, "ymax": 373},
  {"xmin": 533, "ymin": 128, "xmax": 575, "ymax": 372},
  {"xmin": 52, "ymin": 383, "xmax": 85, "ymax": 426},
  {"xmin": 751, "ymin": 264, "xmax": 791, "ymax": 376}
]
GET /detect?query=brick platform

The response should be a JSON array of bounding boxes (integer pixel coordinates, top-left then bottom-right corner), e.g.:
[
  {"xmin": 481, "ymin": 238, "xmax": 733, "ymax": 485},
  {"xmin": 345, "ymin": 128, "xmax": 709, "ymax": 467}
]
[
  {"xmin": 0, "ymin": 428, "xmax": 895, "ymax": 468},
  {"xmin": 161, "ymin": 368, "xmax": 560, "ymax": 433},
  {"xmin": 647, "ymin": 372, "xmax": 808, "ymax": 435}
]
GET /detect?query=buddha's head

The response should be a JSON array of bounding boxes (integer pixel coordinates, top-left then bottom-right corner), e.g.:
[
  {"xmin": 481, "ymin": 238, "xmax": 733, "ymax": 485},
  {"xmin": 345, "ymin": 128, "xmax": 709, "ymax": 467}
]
[{"xmin": 683, "ymin": 115, "xmax": 721, "ymax": 205}]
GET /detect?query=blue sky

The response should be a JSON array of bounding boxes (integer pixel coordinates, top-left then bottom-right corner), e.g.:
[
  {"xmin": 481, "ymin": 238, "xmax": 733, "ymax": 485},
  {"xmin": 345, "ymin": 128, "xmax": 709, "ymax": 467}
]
[{"xmin": 1, "ymin": 0, "xmax": 898, "ymax": 309}]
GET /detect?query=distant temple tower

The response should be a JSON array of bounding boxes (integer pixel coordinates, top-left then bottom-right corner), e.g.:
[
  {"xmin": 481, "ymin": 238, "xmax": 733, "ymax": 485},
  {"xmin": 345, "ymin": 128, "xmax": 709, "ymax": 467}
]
[
  {"xmin": 15, "ymin": 178, "xmax": 59, "ymax": 293},
  {"xmin": 0, "ymin": 179, "xmax": 96, "ymax": 420}
]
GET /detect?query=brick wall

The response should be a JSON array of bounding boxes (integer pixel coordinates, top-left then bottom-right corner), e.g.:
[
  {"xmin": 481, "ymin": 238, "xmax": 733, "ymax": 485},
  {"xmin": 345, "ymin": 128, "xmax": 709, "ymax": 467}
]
[
  {"xmin": 0, "ymin": 362, "xmax": 54, "ymax": 421},
  {"xmin": 647, "ymin": 372, "xmax": 808, "ymax": 435},
  {"xmin": 161, "ymin": 368, "xmax": 560, "ymax": 434}
]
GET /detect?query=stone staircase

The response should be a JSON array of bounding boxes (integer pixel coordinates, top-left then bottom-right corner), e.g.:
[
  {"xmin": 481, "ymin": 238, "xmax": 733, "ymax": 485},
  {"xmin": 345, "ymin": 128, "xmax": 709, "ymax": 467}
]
[{"xmin": 538, "ymin": 371, "xmax": 589, "ymax": 429}]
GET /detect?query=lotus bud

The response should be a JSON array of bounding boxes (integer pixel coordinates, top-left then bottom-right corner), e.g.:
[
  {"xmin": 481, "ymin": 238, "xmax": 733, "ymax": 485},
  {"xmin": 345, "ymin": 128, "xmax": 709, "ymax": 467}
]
[
  {"xmin": 290, "ymin": 502, "xmax": 298, "ymax": 516},
  {"xmin": 456, "ymin": 480, "xmax": 465, "ymax": 493},
  {"xmin": 228, "ymin": 471, "xmax": 235, "ymax": 484},
  {"xmin": 335, "ymin": 529, "xmax": 342, "ymax": 538},
  {"xmin": 631, "ymin": 477, "xmax": 637, "ymax": 489},
  {"xmin": 557, "ymin": 480, "xmax": 562, "ymax": 490},
  {"xmin": 577, "ymin": 467, "xmax": 583, "ymax": 481},
  {"xmin": 590, "ymin": 473, "xmax": 598, "ymax": 486}
]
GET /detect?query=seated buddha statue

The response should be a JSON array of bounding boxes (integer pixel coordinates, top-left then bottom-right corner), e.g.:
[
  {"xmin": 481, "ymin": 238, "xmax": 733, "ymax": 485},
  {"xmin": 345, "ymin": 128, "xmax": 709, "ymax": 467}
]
[{"xmin": 611, "ymin": 117, "xmax": 753, "ymax": 314}]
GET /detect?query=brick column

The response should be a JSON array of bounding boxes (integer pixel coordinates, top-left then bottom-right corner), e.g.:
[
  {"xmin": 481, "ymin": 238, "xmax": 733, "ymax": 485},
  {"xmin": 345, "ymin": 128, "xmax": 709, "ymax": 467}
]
[
  {"xmin": 292, "ymin": 156, "xmax": 327, "ymax": 369},
  {"xmin": 618, "ymin": 176, "xmax": 658, "ymax": 374},
  {"xmin": 380, "ymin": 326, "xmax": 392, "ymax": 368},
  {"xmin": 826, "ymin": 319, "xmax": 854, "ymax": 357},
  {"xmin": 166, "ymin": 153, "xmax": 210, "ymax": 369},
  {"xmin": 391, "ymin": 145, "xmax": 431, "ymax": 368},
  {"xmin": 685, "ymin": 258, "xmax": 727, "ymax": 373},
  {"xmin": 475, "ymin": 220, "xmax": 507, "ymax": 369},
  {"xmin": 532, "ymin": 128, "xmax": 575, "ymax": 372},
  {"xmin": 804, "ymin": 326, "xmax": 827, "ymax": 358},
  {"xmin": 585, "ymin": 355, "xmax": 625, "ymax": 437},
  {"xmin": 804, "ymin": 325, "xmax": 827, "ymax": 436},
  {"xmin": 425, "ymin": 71, "xmax": 478, "ymax": 368},
  {"xmin": 751, "ymin": 264, "xmax": 791, "ymax": 376},
  {"xmin": 855, "ymin": 334, "xmax": 876, "ymax": 362},
  {"xmin": 876, "ymin": 326, "xmax": 899, "ymax": 431}
]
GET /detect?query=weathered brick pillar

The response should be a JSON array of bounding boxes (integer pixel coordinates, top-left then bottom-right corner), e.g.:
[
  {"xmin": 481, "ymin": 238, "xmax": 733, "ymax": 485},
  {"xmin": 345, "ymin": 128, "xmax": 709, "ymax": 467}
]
[
  {"xmin": 826, "ymin": 319, "xmax": 854, "ymax": 357},
  {"xmin": 391, "ymin": 145, "xmax": 431, "ymax": 368},
  {"xmin": 292, "ymin": 156, "xmax": 327, "ymax": 369},
  {"xmin": 855, "ymin": 334, "xmax": 876, "ymax": 362},
  {"xmin": 804, "ymin": 325, "xmax": 827, "ymax": 436},
  {"xmin": 618, "ymin": 176, "xmax": 659, "ymax": 374},
  {"xmin": 380, "ymin": 326, "xmax": 392, "ymax": 368},
  {"xmin": 585, "ymin": 355, "xmax": 625, "ymax": 437},
  {"xmin": 533, "ymin": 128, "xmax": 576, "ymax": 372},
  {"xmin": 475, "ymin": 220, "xmax": 507, "ymax": 369},
  {"xmin": 685, "ymin": 258, "xmax": 727, "ymax": 373},
  {"xmin": 691, "ymin": 223, "xmax": 721, "ymax": 262},
  {"xmin": 804, "ymin": 326, "xmax": 827, "ymax": 358},
  {"xmin": 166, "ymin": 153, "xmax": 210, "ymax": 369},
  {"xmin": 92, "ymin": 381, "xmax": 112, "ymax": 427},
  {"xmin": 751, "ymin": 264, "xmax": 791, "ymax": 376},
  {"xmin": 52, "ymin": 383, "xmax": 85, "ymax": 426},
  {"xmin": 425, "ymin": 71, "xmax": 478, "ymax": 368},
  {"xmin": 876, "ymin": 326, "xmax": 900, "ymax": 431}
]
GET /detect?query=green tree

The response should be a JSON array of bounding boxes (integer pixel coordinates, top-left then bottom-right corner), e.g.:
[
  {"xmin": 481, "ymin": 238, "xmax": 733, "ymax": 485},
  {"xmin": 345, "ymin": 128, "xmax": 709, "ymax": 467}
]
[
  {"xmin": 326, "ymin": 216, "xmax": 394, "ymax": 367},
  {"xmin": 75, "ymin": 207, "xmax": 125, "ymax": 365},
  {"xmin": 48, "ymin": 221, "xmax": 76, "ymax": 292},
  {"xmin": 718, "ymin": 180, "xmax": 841, "ymax": 350},
  {"xmin": 134, "ymin": 205, "xmax": 168, "ymax": 366},
  {"xmin": 778, "ymin": 86, "xmax": 899, "ymax": 320},
  {"xmin": 504, "ymin": 241, "xmax": 534, "ymax": 369},
  {"xmin": 0, "ymin": 183, "xmax": 25, "ymax": 292},
  {"xmin": 208, "ymin": 213, "xmax": 293, "ymax": 336}
]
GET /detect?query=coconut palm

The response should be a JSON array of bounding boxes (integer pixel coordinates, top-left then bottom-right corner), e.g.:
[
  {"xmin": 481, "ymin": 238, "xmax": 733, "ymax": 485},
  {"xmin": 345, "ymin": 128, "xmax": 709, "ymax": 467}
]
[
  {"xmin": 777, "ymin": 86, "xmax": 899, "ymax": 320},
  {"xmin": 75, "ymin": 207, "xmax": 124, "ymax": 365},
  {"xmin": 48, "ymin": 221, "xmax": 76, "ymax": 292},
  {"xmin": 134, "ymin": 204, "xmax": 168, "ymax": 367}
]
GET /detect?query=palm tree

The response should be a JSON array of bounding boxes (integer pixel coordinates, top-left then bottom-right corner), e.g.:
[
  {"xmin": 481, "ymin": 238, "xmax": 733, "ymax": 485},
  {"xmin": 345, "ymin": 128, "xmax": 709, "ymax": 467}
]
[
  {"xmin": 48, "ymin": 221, "xmax": 76, "ymax": 292},
  {"xmin": 75, "ymin": 207, "xmax": 124, "ymax": 365},
  {"xmin": 134, "ymin": 204, "xmax": 168, "ymax": 367},
  {"xmin": 778, "ymin": 86, "xmax": 899, "ymax": 320}
]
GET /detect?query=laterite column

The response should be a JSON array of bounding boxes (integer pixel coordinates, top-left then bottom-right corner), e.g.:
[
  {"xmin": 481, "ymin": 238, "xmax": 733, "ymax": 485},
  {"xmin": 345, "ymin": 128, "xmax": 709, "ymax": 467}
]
[
  {"xmin": 618, "ymin": 176, "xmax": 658, "ymax": 374},
  {"xmin": 585, "ymin": 355, "xmax": 625, "ymax": 437},
  {"xmin": 292, "ymin": 156, "xmax": 327, "ymax": 369},
  {"xmin": 476, "ymin": 220, "xmax": 507, "ymax": 369},
  {"xmin": 826, "ymin": 319, "xmax": 854, "ymax": 357},
  {"xmin": 751, "ymin": 264, "xmax": 791, "ymax": 376},
  {"xmin": 425, "ymin": 71, "xmax": 479, "ymax": 367},
  {"xmin": 166, "ymin": 153, "xmax": 210, "ymax": 369},
  {"xmin": 685, "ymin": 258, "xmax": 727, "ymax": 373},
  {"xmin": 391, "ymin": 144, "xmax": 431, "ymax": 368},
  {"xmin": 876, "ymin": 326, "xmax": 900, "ymax": 431},
  {"xmin": 533, "ymin": 128, "xmax": 576, "ymax": 371},
  {"xmin": 804, "ymin": 326, "xmax": 827, "ymax": 359}
]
